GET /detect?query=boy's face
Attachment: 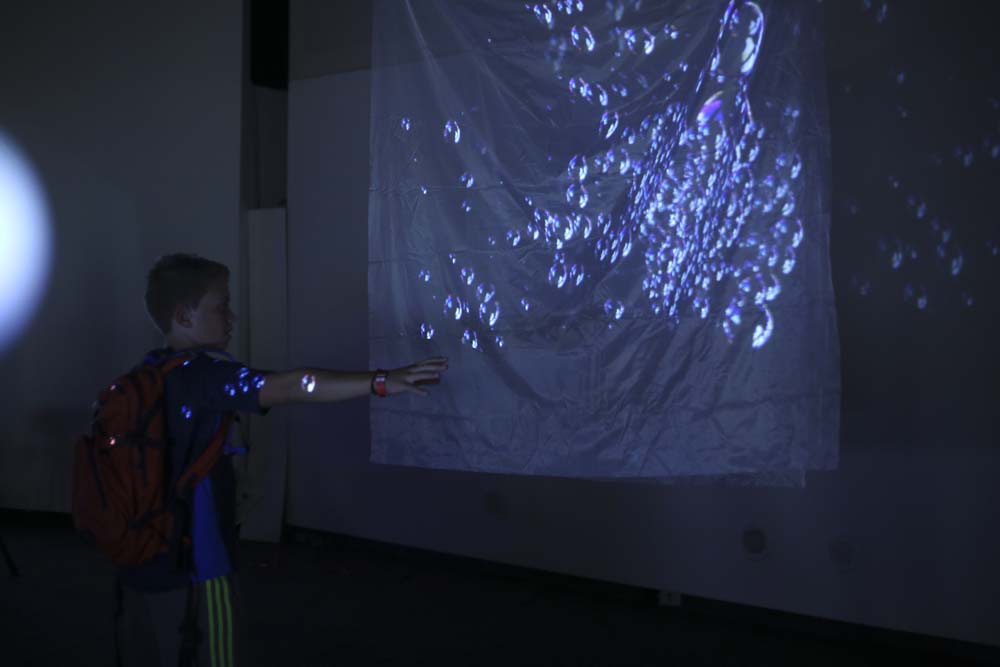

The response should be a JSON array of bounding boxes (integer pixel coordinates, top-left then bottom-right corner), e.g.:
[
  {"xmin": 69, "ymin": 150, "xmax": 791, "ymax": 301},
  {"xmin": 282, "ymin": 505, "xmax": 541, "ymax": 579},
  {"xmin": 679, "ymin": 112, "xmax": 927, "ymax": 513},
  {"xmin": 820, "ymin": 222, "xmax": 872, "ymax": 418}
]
[{"xmin": 172, "ymin": 280, "xmax": 233, "ymax": 350}]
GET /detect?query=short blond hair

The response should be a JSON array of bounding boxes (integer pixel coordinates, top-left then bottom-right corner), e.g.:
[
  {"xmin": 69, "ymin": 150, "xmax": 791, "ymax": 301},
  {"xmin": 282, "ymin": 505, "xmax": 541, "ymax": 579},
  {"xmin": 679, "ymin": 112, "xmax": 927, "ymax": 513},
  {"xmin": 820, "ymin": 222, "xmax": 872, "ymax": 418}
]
[{"xmin": 144, "ymin": 253, "xmax": 229, "ymax": 335}]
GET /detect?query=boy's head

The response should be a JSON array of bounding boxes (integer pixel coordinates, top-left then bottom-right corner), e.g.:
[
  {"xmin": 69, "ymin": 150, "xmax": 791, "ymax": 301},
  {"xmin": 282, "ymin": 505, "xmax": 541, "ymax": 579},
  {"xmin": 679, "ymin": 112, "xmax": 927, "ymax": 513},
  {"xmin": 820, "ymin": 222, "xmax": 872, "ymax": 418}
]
[{"xmin": 145, "ymin": 253, "xmax": 233, "ymax": 351}]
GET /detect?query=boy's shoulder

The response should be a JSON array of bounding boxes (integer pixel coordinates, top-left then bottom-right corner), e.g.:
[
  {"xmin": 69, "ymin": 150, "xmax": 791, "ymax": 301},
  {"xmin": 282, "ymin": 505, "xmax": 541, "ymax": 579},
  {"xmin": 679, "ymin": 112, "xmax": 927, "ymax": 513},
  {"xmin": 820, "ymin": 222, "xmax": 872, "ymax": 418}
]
[{"xmin": 143, "ymin": 346, "xmax": 240, "ymax": 369}]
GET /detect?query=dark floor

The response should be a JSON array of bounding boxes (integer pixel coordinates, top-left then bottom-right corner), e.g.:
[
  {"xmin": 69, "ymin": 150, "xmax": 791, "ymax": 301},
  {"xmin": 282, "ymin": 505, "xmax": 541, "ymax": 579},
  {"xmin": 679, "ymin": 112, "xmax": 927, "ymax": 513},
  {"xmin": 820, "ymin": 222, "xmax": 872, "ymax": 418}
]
[{"xmin": 0, "ymin": 509, "xmax": 995, "ymax": 667}]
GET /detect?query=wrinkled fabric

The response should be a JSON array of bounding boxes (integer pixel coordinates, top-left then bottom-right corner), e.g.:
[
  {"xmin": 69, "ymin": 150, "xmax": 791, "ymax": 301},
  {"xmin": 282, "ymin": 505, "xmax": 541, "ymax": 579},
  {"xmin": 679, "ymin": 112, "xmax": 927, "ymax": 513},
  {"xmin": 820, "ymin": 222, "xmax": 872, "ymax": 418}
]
[{"xmin": 368, "ymin": 0, "xmax": 839, "ymax": 486}]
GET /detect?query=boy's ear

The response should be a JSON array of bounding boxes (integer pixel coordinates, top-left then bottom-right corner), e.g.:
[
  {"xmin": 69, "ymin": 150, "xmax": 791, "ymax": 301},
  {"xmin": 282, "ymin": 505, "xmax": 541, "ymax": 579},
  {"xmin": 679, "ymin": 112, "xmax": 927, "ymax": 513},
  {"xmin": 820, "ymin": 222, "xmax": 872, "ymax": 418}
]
[{"xmin": 173, "ymin": 303, "xmax": 193, "ymax": 329}]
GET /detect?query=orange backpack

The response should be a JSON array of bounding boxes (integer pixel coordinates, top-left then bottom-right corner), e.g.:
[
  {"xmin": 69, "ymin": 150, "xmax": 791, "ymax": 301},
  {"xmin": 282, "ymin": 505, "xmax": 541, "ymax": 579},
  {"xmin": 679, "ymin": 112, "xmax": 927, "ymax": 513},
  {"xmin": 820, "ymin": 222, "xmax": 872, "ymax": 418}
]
[{"xmin": 71, "ymin": 352, "xmax": 234, "ymax": 568}]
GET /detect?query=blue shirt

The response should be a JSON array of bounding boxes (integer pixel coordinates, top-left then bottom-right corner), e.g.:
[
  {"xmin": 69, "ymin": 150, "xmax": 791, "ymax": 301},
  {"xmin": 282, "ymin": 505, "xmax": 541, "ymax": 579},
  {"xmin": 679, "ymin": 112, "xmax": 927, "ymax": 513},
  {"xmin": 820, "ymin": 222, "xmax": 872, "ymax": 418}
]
[{"xmin": 117, "ymin": 346, "xmax": 270, "ymax": 592}]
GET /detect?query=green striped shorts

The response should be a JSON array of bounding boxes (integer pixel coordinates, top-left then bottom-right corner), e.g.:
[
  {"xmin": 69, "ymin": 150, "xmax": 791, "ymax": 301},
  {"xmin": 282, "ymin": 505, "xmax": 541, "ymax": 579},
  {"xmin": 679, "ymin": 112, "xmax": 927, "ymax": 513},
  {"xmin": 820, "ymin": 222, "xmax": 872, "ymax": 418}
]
[{"xmin": 115, "ymin": 573, "xmax": 243, "ymax": 667}]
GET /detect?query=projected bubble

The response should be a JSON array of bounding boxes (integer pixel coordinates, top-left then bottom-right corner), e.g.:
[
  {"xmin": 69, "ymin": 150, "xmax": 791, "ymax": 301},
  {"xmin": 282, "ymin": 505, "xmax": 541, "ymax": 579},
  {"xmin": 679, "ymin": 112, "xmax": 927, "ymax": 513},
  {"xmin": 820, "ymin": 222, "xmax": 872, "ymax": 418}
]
[
  {"xmin": 0, "ymin": 130, "xmax": 52, "ymax": 354},
  {"xmin": 397, "ymin": 1, "xmax": 811, "ymax": 353}
]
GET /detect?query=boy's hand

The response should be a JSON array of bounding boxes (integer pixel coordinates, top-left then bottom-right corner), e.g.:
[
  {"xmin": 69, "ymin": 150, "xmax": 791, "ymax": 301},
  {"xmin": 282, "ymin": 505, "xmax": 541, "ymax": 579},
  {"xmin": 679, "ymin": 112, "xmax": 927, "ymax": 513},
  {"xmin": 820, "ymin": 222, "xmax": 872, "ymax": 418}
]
[{"xmin": 387, "ymin": 357, "xmax": 449, "ymax": 397}]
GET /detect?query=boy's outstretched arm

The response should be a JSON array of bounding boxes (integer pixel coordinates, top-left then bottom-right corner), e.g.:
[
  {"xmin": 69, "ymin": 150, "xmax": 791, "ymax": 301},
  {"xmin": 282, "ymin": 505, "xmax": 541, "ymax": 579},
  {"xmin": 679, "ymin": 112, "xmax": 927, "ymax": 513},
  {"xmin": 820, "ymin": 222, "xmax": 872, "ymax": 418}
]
[{"xmin": 258, "ymin": 356, "xmax": 449, "ymax": 408}]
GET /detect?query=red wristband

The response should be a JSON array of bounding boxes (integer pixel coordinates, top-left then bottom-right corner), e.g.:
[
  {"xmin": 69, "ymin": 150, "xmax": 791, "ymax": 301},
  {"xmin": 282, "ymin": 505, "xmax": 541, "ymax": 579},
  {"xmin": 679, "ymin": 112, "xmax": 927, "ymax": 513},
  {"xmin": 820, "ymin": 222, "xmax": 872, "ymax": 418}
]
[{"xmin": 373, "ymin": 369, "xmax": 388, "ymax": 398}]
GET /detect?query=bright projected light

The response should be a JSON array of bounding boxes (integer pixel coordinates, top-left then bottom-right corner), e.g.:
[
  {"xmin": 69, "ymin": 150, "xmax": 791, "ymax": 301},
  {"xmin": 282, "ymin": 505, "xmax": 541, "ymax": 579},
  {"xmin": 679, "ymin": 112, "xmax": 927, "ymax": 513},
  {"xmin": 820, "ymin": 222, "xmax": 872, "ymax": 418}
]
[
  {"xmin": 368, "ymin": 0, "xmax": 840, "ymax": 483},
  {"xmin": 0, "ymin": 130, "xmax": 52, "ymax": 354}
]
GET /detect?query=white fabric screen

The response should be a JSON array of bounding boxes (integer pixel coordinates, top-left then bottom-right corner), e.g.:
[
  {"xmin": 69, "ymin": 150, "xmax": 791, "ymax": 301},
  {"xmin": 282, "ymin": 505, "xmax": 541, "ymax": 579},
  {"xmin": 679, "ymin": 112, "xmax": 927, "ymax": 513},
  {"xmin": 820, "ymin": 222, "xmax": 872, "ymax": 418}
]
[{"xmin": 368, "ymin": 0, "xmax": 839, "ymax": 486}]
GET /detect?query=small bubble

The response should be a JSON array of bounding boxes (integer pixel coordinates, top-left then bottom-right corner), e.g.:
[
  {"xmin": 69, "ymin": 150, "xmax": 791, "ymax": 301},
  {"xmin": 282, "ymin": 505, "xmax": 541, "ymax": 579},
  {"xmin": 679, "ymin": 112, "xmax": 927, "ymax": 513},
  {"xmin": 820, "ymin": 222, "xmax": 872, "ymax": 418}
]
[
  {"xmin": 623, "ymin": 28, "xmax": 637, "ymax": 52},
  {"xmin": 443, "ymin": 119, "xmax": 461, "ymax": 143},
  {"xmin": 301, "ymin": 374, "xmax": 316, "ymax": 393},
  {"xmin": 604, "ymin": 299, "xmax": 625, "ymax": 320},
  {"xmin": 875, "ymin": 1, "xmax": 887, "ymax": 23},
  {"xmin": 418, "ymin": 269, "xmax": 431, "ymax": 283},
  {"xmin": 461, "ymin": 267, "xmax": 476, "ymax": 285},
  {"xmin": 400, "ymin": 117, "xmax": 411, "ymax": 131},
  {"xmin": 599, "ymin": 110, "xmax": 620, "ymax": 138},
  {"xmin": 462, "ymin": 329, "xmax": 480, "ymax": 349},
  {"xmin": 479, "ymin": 301, "xmax": 501, "ymax": 328},
  {"xmin": 566, "ymin": 182, "xmax": 589, "ymax": 208},
  {"xmin": 420, "ymin": 323, "xmax": 435, "ymax": 340},
  {"xmin": 641, "ymin": 27, "xmax": 655, "ymax": 54},
  {"xmin": 532, "ymin": 3, "xmax": 554, "ymax": 27},
  {"xmin": 476, "ymin": 283, "xmax": 496, "ymax": 302},
  {"xmin": 570, "ymin": 24, "xmax": 596, "ymax": 51},
  {"xmin": 460, "ymin": 172, "xmax": 475, "ymax": 188},
  {"xmin": 181, "ymin": 405, "xmax": 192, "ymax": 420},
  {"xmin": 444, "ymin": 295, "xmax": 463, "ymax": 320}
]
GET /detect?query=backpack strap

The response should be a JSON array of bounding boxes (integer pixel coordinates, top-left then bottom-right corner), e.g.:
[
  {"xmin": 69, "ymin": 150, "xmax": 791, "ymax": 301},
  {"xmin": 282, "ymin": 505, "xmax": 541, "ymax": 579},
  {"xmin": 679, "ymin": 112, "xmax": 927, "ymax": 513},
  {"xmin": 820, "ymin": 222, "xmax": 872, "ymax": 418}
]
[{"xmin": 174, "ymin": 413, "xmax": 236, "ymax": 504}]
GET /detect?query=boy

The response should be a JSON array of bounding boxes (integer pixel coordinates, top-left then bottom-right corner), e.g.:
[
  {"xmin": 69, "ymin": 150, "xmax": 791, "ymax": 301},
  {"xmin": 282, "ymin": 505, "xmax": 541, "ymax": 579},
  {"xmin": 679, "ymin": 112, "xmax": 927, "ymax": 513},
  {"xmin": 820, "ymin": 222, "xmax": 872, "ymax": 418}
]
[{"xmin": 115, "ymin": 253, "xmax": 448, "ymax": 666}]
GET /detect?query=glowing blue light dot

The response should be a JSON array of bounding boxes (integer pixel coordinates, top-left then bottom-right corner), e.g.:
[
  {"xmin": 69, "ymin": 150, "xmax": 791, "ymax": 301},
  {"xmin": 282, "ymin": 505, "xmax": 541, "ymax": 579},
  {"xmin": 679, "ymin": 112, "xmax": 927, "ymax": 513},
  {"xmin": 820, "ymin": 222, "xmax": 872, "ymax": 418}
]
[
  {"xmin": 181, "ymin": 405, "xmax": 192, "ymax": 420},
  {"xmin": 461, "ymin": 200, "xmax": 472, "ymax": 213},
  {"xmin": 476, "ymin": 283, "xmax": 496, "ymax": 303},
  {"xmin": 462, "ymin": 329, "xmax": 479, "ymax": 349},
  {"xmin": 570, "ymin": 25, "xmax": 596, "ymax": 51},
  {"xmin": 479, "ymin": 301, "xmax": 500, "ymax": 328},
  {"xmin": 224, "ymin": 384, "xmax": 236, "ymax": 397},
  {"xmin": 301, "ymin": 374, "xmax": 316, "ymax": 393},
  {"xmin": 623, "ymin": 28, "xmax": 637, "ymax": 52},
  {"xmin": 599, "ymin": 110, "xmax": 619, "ymax": 138},
  {"xmin": 891, "ymin": 250, "xmax": 903, "ymax": 270},
  {"xmin": 521, "ymin": 298, "xmax": 531, "ymax": 312},
  {"xmin": 444, "ymin": 295, "xmax": 463, "ymax": 320},
  {"xmin": 420, "ymin": 186, "xmax": 428, "ymax": 195},
  {"xmin": 641, "ymin": 28, "xmax": 655, "ymax": 54},
  {"xmin": 532, "ymin": 3, "xmax": 554, "ymax": 27},
  {"xmin": 566, "ymin": 182, "xmax": 589, "ymax": 208}
]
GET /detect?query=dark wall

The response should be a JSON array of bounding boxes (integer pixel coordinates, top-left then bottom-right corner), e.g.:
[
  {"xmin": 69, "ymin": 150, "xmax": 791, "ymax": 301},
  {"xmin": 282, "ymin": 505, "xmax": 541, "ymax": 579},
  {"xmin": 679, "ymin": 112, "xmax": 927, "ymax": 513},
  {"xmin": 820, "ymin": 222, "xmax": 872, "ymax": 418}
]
[{"xmin": 280, "ymin": 0, "xmax": 1000, "ymax": 648}]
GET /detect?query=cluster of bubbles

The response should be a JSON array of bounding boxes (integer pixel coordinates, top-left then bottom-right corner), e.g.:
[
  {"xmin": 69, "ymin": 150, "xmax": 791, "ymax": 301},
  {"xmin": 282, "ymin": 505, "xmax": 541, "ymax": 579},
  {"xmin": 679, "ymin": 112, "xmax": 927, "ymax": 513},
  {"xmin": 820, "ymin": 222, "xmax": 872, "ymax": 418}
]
[
  {"xmin": 400, "ymin": 0, "xmax": 808, "ymax": 352},
  {"xmin": 223, "ymin": 367, "xmax": 267, "ymax": 398},
  {"xmin": 840, "ymin": 6, "xmax": 999, "ymax": 311}
]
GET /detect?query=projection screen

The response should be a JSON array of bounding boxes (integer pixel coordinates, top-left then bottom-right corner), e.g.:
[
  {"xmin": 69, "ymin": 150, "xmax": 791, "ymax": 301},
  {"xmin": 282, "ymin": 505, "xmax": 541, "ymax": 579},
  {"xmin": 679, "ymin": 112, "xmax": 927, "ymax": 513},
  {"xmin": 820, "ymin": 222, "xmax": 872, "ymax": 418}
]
[{"xmin": 368, "ymin": 0, "xmax": 840, "ymax": 487}]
